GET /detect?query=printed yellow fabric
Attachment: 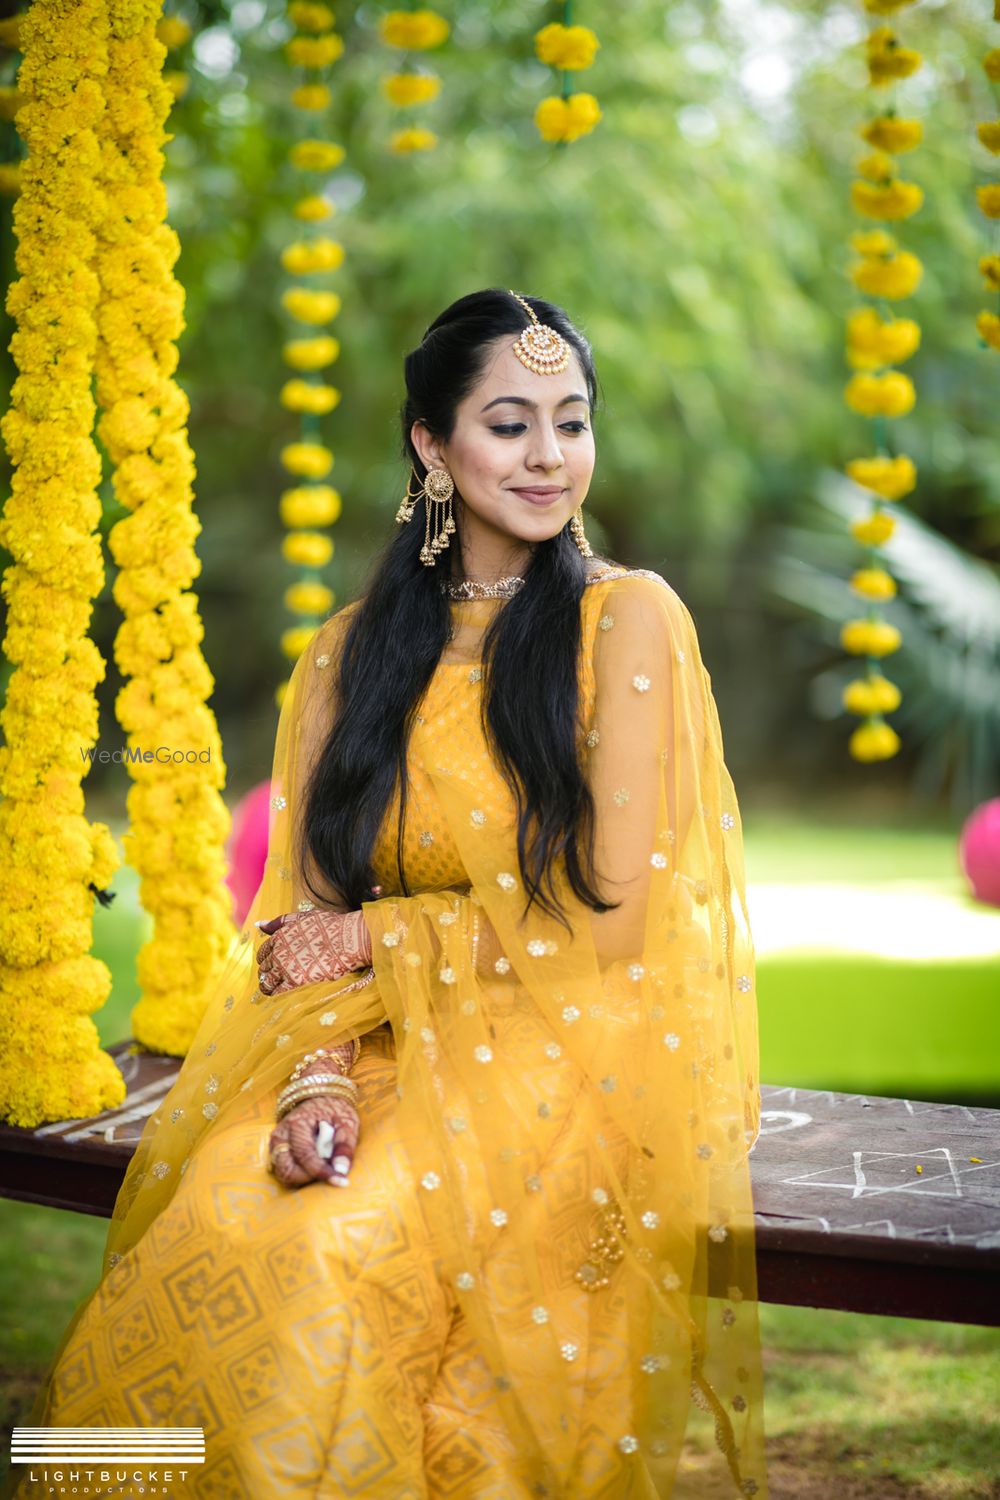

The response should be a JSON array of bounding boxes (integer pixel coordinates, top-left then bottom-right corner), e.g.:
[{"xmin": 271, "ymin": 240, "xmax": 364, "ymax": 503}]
[{"xmin": 12, "ymin": 566, "xmax": 767, "ymax": 1500}]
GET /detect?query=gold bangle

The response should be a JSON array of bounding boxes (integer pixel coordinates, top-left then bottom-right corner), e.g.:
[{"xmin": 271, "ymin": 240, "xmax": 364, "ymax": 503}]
[
  {"xmin": 277, "ymin": 1077, "xmax": 358, "ymax": 1115},
  {"xmin": 276, "ymin": 1086, "xmax": 359, "ymax": 1124}
]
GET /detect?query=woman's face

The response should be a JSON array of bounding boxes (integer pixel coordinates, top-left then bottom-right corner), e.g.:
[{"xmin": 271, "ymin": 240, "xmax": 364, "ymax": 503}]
[{"xmin": 409, "ymin": 337, "xmax": 596, "ymax": 562}]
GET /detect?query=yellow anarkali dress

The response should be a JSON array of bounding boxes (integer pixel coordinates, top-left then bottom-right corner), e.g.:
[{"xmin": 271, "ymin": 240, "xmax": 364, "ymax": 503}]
[{"xmin": 12, "ymin": 564, "xmax": 767, "ymax": 1499}]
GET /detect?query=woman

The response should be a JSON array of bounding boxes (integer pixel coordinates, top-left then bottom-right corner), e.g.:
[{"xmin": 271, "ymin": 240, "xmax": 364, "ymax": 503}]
[{"xmin": 12, "ymin": 289, "xmax": 767, "ymax": 1498}]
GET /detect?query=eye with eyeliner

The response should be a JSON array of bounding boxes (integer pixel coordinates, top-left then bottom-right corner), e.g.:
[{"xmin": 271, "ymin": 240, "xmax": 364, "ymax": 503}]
[{"xmin": 490, "ymin": 422, "xmax": 589, "ymax": 436}]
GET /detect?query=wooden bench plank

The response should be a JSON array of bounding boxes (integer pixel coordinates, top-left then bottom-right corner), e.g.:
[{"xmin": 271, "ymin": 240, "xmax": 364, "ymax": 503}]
[{"xmin": 1, "ymin": 1046, "xmax": 998, "ymax": 1326}]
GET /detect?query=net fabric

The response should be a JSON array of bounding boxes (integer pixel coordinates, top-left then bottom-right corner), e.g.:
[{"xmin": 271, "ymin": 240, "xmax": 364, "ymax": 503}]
[{"xmin": 14, "ymin": 566, "xmax": 766, "ymax": 1500}]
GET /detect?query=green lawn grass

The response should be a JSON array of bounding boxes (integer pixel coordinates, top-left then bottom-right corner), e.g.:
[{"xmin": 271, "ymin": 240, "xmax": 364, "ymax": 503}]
[{"xmin": 2, "ymin": 812, "xmax": 998, "ymax": 1494}]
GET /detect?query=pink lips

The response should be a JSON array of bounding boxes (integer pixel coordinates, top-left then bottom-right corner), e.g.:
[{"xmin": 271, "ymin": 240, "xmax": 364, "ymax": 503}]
[{"xmin": 511, "ymin": 487, "xmax": 566, "ymax": 505}]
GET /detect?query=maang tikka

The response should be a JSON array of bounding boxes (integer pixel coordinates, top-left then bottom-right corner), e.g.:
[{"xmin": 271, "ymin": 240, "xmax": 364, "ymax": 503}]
[{"xmin": 395, "ymin": 290, "xmax": 593, "ymax": 565}]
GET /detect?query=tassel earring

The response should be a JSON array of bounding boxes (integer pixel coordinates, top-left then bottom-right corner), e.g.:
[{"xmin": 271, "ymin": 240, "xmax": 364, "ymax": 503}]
[
  {"xmin": 395, "ymin": 464, "xmax": 456, "ymax": 566},
  {"xmin": 569, "ymin": 505, "xmax": 593, "ymax": 558}
]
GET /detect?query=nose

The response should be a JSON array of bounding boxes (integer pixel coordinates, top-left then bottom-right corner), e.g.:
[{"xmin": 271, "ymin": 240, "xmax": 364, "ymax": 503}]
[{"xmin": 527, "ymin": 420, "xmax": 566, "ymax": 472}]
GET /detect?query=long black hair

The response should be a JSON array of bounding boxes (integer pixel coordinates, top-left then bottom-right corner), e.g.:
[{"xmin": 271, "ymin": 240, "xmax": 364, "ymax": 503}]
[{"xmin": 303, "ymin": 287, "xmax": 621, "ymax": 934}]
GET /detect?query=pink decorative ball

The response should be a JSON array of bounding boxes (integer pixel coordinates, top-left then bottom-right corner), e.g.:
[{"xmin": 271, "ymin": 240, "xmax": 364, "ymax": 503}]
[
  {"xmin": 959, "ymin": 798, "xmax": 1000, "ymax": 908},
  {"xmin": 225, "ymin": 779, "xmax": 274, "ymax": 924}
]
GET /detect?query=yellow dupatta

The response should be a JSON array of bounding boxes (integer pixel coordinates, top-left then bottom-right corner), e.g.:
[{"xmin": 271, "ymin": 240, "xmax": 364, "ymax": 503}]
[{"xmin": 32, "ymin": 564, "xmax": 765, "ymax": 1498}]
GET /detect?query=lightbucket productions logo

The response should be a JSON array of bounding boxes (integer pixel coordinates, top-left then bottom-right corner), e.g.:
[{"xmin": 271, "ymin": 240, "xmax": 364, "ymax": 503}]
[{"xmin": 10, "ymin": 1427, "xmax": 204, "ymax": 1496}]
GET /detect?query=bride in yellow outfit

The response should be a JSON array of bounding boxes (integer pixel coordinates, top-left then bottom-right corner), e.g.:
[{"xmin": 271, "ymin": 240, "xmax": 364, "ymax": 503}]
[{"xmin": 12, "ymin": 290, "xmax": 767, "ymax": 1498}]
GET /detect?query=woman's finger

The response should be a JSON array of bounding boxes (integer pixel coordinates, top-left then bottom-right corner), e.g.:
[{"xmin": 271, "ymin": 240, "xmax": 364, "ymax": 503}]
[
  {"xmin": 287, "ymin": 1110, "xmax": 341, "ymax": 1184},
  {"xmin": 268, "ymin": 1127, "xmax": 310, "ymax": 1187}
]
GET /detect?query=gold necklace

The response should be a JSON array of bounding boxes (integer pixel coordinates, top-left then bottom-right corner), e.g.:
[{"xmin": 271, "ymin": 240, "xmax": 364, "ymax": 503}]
[{"xmin": 445, "ymin": 575, "xmax": 525, "ymax": 600}]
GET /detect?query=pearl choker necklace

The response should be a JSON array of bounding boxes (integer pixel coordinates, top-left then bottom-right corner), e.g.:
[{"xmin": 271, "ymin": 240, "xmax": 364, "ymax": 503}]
[{"xmin": 445, "ymin": 575, "xmax": 525, "ymax": 600}]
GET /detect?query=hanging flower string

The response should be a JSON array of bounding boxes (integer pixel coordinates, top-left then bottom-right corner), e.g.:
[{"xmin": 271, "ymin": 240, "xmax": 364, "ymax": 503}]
[
  {"xmin": 276, "ymin": 0, "xmax": 349, "ymax": 704},
  {"xmin": 0, "ymin": 0, "xmax": 124, "ymax": 1127},
  {"xmin": 0, "ymin": 13, "xmax": 24, "ymax": 198},
  {"xmin": 534, "ymin": 2, "xmax": 601, "ymax": 147},
  {"xmin": 975, "ymin": 12, "xmax": 1000, "ymax": 351},
  {"xmin": 156, "ymin": 13, "xmax": 192, "ymax": 107},
  {"xmin": 378, "ymin": 5, "xmax": 447, "ymax": 154},
  {"xmin": 840, "ymin": 0, "xmax": 925, "ymax": 765},
  {"xmin": 95, "ymin": 0, "xmax": 236, "ymax": 1057}
]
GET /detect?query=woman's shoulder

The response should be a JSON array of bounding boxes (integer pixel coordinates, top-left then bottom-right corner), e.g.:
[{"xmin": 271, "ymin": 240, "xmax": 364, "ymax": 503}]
[
  {"xmin": 581, "ymin": 561, "xmax": 695, "ymax": 646},
  {"xmin": 583, "ymin": 560, "xmax": 683, "ymax": 607}
]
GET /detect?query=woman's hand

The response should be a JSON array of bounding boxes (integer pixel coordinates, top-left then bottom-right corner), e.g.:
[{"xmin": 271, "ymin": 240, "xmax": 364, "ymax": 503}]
[
  {"xmin": 255, "ymin": 908, "xmax": 372, "ymax": 995},
  {"xmin": 267, "ymin": 1093, "xmax": 360, "ymax": 1188}
]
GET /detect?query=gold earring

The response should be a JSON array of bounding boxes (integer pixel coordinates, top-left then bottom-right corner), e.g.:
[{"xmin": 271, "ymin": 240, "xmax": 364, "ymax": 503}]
[
  {"xmin": 569, "ymin": 505, "xmax": 593, "ymax": 558},
  {"xmin": 395, "ymin": 464, "xmax": 456, "ymax": 566}
]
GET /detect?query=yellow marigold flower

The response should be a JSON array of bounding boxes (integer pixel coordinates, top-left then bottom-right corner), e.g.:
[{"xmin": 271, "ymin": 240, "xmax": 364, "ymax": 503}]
[
  {"xmin": 849, "ymin": 720, "xmax": 901, "ymax": 762},
  {"xmin": 281, "ymin": 237, "xmax": 345, "ymax": 274},
  {"xmin": 844, "ymin": 371, "xmax": 916, "ymax": 418},
  {"xmin": 380, "ymin": 10, "xmax": 450, "ymax": 50},
  {"xmin": 382, "ymin": 72, "xmax": 442, "ymax": 106},
  {"xmin": 283, "ymin": 334, "xmax": 340, "ymax": 370},
  {"xmin": 285, "ymin": 581, "xmax": 335, "ymax": 616},
  {"xmin": 851, "ymin": 510, "xmax": 897, "ymax": 546},
  {"xmin": 280, "ymin": 378, "xmax": 340, "ymax": 414},
  {"xmin": 843, "ymin": 675, "xmax": 902, "ymax": 716},
  {"xmin": 535, "ymin": 93, "xmax": 603, "ymax": 144},
  {"xmin": 975, "ymin": 120, "xmax": 1000, "ymax": 155},
  {"xmin": 281, "ymin": 442, "xmax": 334, "ymax": 479},
  {"xmin": 851, "ymin": 228, "xmax": 896, "ymax": 256},
  {"xmin": 846, "ymin": 454, "xmax": 916, "ymax": 501},
  {"xmin": 288, "ymin": 1, "xmax": 335, "ymax": 32},
  {"xmin": 156, "ymin": 17, "xmax": 192, "ymax": 48},
  {"xmin": 292, "ymin": 84, "xmax": 332, "ymax": 111},
  {"xmin": 535, "ymin": 23, "xmax": 601, "ymax": 71},
  {"xmin": 850, "ymin": 567, "xmax": 897, "ymax": 601},
  {"xmin": 0, "ymin": 162, "xmax": 21, "ymax": 195},
  {"xmin": 857, "ymin": 150, "xmax": 895, "ymax": 183},
  {"xmin": 866, "ymin": 28, "xmax": 922, "ymax": 86},
  {"xmin": 280, "ymin": 485, "xmax": 342, "ymax": 528},
  {"xmin": 983, "ymin": 49, "xmax": 1000, "ymax": 82},
  {"xmin": 286, "ymin": 33, "xmax": 344, "ymax": 68},
  {"xmin": 860, "ymin": 116, "xmax": 922, "ymax": 153},
  {"xmin": 850, "ymin": 178, "xmax": 924, "ymax": 221},
  {"xmin": 976, "ymin": 311, "xmax": 1000, "ymax": 352},
  {"xmin": 841, "ymin": 619, "xmax": 903, "ymax": 657},
  {"xmin": 282, "ymin": 531, "xmax": 334, "ymax": 567},
  {"xmin": 164, "ymin": 70, "xmax": 189, "ymax": 100},
  {"xmin": 976, "ymin": 184, "xmax": 1000, "ymax": 219},
  {"xmin": 0, "ymin": 85, "xmax": 23, "ymax": 119},
  {"xmin": 390, "ymin": 127, "xmax": 438, "ymax": 153},
  {"xmin": 276, "ymin": 678, "xmax": 290, "ymax": 709},
  {"xmin": 846, "ymin": 308, "xmax": 920, "ymax": 370},
  {"xmin": 282, "ymin": 625, "xmax": 319, "ymax": 661},
  {"xmin": 0, "ymin": 15, "xmax": 22, "ymax": 47},
  {"xmin": 282, "ymin": 287, "xmax": 341, "ymax": 324},
  {"xmin": 850, "ymin": 249, "xmax": 922, "ymax": 300},
  {"xmin": 289, "ymin": 139, "xmax": 346, "ymax": 171},
  {"xmin": 294, "ymin": 193, "xmax": 334, "ymax": 221}
]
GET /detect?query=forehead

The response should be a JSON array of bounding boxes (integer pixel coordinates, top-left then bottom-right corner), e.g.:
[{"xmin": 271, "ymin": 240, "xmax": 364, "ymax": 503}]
[{"xmin": 464, "ymin": 337, "xmax": 588, "ymax": 406}]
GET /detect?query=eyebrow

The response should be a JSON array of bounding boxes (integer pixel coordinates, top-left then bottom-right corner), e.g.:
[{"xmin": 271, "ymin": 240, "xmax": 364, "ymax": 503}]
[{"xmin": 480, "ymin": 393, "xmax": 590, "ymax": 413}]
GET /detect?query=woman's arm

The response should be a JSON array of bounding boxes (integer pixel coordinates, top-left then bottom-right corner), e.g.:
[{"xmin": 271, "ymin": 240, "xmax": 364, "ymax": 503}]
[{"xmin": 583, "ymin": 573, "xmax": 704, "ymax": 970}]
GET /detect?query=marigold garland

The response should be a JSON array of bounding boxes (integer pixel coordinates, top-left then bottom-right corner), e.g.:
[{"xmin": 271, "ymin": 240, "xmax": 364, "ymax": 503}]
[
  {"xmin": 0, "ymin": 0, "xmax": 126, "ymax": 1127},
  {"xmin": 974, "ymin": 11, "xmax": 1000, "ymax": 353},
  {"xmin": 0, "ymin": 17, "xmax": 23, "ymax": 199},
  {"xmin": 534, "ymin": 6, "xmax": 602, "ymax": 146},
  {"xmin": 276, "ymin": 0, "xmax": 349, "ymax": 704},
  {"xmin": 92, "ymin": 0, "xmax": 235, "ymax": 1056},
  {"xmin": 379, "ymin": 7, "xmax": 448, "ymax": 153},
  {"xmin": 839, "ymin": 1, "xmax": 926, "ymax": 765},
  {"xmin": 155, "ymin": 12, "xmax": 190, "ymax": 103}
]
